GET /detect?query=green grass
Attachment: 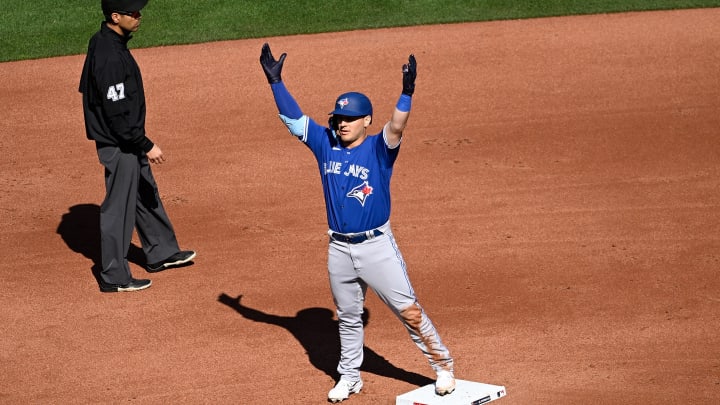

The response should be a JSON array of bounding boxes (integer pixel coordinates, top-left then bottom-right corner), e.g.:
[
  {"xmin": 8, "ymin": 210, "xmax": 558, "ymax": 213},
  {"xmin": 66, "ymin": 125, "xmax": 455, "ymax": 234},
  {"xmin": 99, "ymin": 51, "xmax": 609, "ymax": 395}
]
[{"xmin": 2, "ymin": 0, "xmax": 719, "ymax": 62}]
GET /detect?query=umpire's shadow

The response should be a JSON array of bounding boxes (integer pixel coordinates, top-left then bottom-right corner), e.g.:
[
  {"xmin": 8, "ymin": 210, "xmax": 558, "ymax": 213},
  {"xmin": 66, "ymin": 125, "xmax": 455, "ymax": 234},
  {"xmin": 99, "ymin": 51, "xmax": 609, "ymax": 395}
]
[
  {"xmin": 56, "ymin": 203, "xmax": 146, "ymax": 283},
  {"xmin": 218, "ymin": 293, "xmax": 434, "ymax": 387}
]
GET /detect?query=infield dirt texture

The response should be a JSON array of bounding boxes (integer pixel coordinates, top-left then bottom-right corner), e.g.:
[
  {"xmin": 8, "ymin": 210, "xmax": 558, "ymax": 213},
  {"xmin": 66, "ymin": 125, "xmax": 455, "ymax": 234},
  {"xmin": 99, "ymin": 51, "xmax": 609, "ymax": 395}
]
[{"xmin": 1, "ymin": 8, "xmax": 719, "ymax": 404}]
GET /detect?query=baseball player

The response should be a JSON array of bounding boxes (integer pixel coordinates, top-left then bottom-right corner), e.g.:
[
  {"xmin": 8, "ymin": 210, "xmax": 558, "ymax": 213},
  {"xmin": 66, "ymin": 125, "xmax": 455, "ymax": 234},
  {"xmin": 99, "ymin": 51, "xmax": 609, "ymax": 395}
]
[
  {"xmin": 79, "ymin": 0, "xmax": 196, "ymax": 292},
  {"xmin": 259, "ymin": 43, "xmax": 455, "ymax": 402}
]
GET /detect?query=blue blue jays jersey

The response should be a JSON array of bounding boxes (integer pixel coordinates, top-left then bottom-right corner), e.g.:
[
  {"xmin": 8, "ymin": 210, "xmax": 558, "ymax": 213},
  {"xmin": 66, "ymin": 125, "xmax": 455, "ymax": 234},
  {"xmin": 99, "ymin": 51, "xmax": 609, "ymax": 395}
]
[{"xmin": 280, "ymin": 115, "xmax": 400, "ymax": 233}]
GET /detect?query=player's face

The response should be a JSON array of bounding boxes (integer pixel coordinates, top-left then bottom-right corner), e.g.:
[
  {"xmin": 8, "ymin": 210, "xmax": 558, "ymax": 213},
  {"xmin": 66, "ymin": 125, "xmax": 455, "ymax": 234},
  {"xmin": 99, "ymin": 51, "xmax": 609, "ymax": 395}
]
[{"xmin": 335, "ymin": 115, "xmax": 371, "ymax": 148}]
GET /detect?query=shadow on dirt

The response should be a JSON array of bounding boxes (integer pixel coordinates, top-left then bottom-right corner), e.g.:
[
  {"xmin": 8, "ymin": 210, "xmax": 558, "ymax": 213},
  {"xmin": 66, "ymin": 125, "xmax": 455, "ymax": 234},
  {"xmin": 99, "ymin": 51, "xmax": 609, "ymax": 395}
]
[
  {"xmin": 218, "ymin": 293, "xmax": 434, "ymax": 387},
  {"xmin": 56, "ymin": 203, "xmax": 146, "ymax": 283}
]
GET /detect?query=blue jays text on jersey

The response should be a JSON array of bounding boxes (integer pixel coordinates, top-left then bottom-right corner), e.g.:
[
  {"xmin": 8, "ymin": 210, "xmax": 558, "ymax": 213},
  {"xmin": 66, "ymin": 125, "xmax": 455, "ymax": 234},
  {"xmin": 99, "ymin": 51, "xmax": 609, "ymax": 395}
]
[
  {"xmin": 280, "ymin": 114, "xmax": 400, "ymax": 234},
  {"xmin": 324, "ymin": 161, "xmax": 370, "ymax": 180}
]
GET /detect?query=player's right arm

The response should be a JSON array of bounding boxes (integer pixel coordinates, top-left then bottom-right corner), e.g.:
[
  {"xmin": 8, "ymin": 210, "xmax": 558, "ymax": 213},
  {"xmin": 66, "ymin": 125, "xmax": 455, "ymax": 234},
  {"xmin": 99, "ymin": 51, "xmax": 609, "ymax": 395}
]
[
  {"xmin": 260, "ymin": 43, "xmax": 302, "ymax": 119},
  {"xmin": 259, "ymin": 43, "xmax": 309, "ymax": 135}
]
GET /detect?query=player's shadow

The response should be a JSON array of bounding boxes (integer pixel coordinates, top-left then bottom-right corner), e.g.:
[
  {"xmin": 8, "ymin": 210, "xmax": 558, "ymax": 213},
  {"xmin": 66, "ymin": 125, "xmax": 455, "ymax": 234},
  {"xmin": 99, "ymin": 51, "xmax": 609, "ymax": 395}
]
[
  {"xmin": 56, "ymin": 203, "xmax": 146, "ymax": 283},
  {"xmin": 218, "ymin": 293, "xmax": 434, "ymax": 387}
]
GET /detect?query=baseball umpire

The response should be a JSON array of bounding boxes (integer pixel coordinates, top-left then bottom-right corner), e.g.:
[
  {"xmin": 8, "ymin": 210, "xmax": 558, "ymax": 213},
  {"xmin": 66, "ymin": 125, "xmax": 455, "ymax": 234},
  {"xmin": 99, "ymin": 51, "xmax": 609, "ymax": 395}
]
[
  {"xmin": 259, "ymin": 43, "xmax": 456, "ymax": 402},
  {"xmin": 79, "ymin": 0, "xmax": 195, "ymax": 292}
]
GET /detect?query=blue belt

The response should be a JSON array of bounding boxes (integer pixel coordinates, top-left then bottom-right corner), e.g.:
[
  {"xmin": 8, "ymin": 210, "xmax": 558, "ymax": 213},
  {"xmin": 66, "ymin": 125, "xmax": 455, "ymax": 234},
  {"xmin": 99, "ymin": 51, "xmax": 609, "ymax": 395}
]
[{"xmin": 331, "ymin": 229, "xmax": 384, "ymax": 244}]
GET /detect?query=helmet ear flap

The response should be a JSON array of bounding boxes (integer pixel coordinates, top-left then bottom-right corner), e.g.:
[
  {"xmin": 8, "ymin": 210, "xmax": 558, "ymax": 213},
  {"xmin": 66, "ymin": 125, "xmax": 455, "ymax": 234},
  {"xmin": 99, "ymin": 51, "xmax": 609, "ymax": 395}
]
[{"xmin": 328, "ymin": 116, "xmax": 339, "ymax": 131}]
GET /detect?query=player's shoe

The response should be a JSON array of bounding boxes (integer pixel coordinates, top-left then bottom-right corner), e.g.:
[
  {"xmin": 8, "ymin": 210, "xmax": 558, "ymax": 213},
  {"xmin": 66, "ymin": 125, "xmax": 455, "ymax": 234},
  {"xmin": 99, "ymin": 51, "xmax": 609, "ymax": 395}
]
[
  {"xmin": 146, "ymin": 250, "xmax": 196, "ymax": 272},
  {"xmin": 328, "ymin": 379, "xmax": 363, "ymax": 403},
  {"xmin": 435, "ymin": 369, "xmax": 456, "ymax": 396}
]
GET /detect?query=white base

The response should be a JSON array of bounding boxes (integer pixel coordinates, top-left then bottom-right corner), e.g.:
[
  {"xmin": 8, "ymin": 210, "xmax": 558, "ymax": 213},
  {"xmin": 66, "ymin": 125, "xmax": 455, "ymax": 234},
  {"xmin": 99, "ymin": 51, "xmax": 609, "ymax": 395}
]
[{"xmin": 395, "ymin": 379, "xmax": 506, "ymax": 405}]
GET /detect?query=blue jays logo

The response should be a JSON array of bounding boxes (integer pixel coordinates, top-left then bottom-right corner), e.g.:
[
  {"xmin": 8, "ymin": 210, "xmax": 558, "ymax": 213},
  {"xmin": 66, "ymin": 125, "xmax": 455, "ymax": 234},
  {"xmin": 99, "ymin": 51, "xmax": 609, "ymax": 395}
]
[
  {"xmin": 337, "ymin": 98, "xmax": 349, "ymax": 110},
  {"xmin": 347, "ymin": 181, "xmax": 373, "ymax": 206}
]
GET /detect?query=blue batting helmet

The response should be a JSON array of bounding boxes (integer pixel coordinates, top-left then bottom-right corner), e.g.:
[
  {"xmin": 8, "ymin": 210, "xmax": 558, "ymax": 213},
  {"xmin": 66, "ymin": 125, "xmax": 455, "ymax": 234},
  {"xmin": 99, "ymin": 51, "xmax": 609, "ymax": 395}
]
[{"xmin": 329, "ymin": 92, "xmax": 373, "ymax": 117}]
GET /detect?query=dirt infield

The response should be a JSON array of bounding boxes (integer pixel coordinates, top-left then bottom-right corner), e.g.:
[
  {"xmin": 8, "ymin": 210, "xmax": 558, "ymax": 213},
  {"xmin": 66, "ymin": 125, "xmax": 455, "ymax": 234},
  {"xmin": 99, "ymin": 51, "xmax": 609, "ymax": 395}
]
[{"xmin": 1, "ymin": 8, "xmax": 719, "ymax": 404}]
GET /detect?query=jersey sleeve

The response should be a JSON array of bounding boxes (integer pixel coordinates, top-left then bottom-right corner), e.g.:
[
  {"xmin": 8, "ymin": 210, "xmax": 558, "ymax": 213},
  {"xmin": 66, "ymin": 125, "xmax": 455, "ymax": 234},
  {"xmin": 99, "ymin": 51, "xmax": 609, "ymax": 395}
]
[
  {"xmin": 280, "ymin": 114, "xmax": 333, "ymax": 147},
  {"xmin": 279, "ymin": 114, "xmax": 309, "ymax": 140},
  {"xmin": 95, "ymin": 52, "xmax": 153, "ymax": 152},
  {"xmin": 96, "ymin": 55, "xmax": 130, "ymax": 116},
  {"xmin": 379, "ymin": 126, "xmax": 401, "ymax": 167}
]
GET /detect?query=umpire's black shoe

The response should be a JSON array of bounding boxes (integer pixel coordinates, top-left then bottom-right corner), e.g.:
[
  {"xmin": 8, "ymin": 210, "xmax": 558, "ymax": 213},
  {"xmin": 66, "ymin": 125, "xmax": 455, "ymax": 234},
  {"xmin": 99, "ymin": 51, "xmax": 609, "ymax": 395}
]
[
  {"xmin": 99, "ymin": 278, "xmax": 152, "ymax": 293},
  {"xmin": 146, "ymin": 250, "xmax": 196, "ymax": 273}
]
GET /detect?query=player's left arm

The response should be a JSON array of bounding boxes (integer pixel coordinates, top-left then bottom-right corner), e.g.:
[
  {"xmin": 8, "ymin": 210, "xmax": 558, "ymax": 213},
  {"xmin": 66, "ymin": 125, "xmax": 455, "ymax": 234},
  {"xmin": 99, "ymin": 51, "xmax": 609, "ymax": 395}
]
[{"xmin": 384, "ymin": 54, "xmax": 416, "ymax": 148}]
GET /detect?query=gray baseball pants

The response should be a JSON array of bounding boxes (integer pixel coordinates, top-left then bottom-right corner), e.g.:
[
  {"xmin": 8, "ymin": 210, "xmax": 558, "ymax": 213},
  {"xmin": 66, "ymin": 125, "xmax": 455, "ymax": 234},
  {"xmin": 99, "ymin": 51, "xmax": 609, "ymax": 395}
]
[
  {"xmin": 96, "ymin": 144, "xmax": 180, "ymax": 285},
  {"xmin": 327, "ymin": 221, "xmax": 454, "ymax": 382}
]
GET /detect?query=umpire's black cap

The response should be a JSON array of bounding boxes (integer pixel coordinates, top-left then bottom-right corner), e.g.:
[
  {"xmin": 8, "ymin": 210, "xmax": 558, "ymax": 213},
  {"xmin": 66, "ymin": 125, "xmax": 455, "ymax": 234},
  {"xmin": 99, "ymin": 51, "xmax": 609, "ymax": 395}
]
[{"xmin": 102, "ymin": 0, "xmax": 149, "ymax": 15}]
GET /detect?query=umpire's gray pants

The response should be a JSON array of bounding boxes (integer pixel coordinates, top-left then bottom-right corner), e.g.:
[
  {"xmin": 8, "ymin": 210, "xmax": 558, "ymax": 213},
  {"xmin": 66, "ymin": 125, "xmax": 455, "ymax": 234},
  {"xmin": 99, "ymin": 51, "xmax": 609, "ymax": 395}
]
[{"xmin": 97, "ymin": 144, "xmax": 180, "ymax": 285}]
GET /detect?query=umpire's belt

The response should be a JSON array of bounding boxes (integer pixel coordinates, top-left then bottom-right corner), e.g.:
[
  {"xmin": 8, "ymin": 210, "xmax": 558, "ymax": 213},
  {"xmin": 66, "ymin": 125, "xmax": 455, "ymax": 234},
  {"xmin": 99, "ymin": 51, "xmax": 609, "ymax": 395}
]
[{"xmin": 330, "ymin": 229, "xmax": 384, "ymax": 244}]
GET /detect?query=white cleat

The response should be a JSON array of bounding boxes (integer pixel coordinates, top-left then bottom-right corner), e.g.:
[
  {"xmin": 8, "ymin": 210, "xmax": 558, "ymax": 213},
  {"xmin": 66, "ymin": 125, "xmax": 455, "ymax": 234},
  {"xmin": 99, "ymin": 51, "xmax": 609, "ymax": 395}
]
[
  {"xmin": 435, "ymin": 369, "xmax": 456, "ymax": 396},
  {"xmin": 328, "ymin": 379, "xmax": 363, "ymax": 403}
]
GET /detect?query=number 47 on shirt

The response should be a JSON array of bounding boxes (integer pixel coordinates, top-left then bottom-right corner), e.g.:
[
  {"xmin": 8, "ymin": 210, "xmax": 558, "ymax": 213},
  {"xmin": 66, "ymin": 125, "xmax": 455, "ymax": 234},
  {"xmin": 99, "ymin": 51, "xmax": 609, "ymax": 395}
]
[{"xmin": 107, "ymin": 83, "xmax": 125, "ymax": 102}]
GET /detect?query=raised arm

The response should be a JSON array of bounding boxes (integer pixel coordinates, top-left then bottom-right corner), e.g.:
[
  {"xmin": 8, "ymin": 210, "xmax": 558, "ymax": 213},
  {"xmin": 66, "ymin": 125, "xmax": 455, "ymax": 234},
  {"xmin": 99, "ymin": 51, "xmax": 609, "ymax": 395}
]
[
  {"xmin": 260, "ymin": 43, "xmax": 303, "ymax": 119},
  {"xmin": 384, "ymin": 54, "xmax": 417, "ymax": 147}
]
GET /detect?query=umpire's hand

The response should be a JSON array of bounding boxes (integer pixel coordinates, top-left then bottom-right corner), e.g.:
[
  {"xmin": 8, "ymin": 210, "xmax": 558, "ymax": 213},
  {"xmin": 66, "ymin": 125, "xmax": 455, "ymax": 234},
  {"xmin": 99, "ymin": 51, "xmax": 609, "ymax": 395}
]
[{"xmin": 147, "ymin": 145, "xmax": 165, "ymax": 164}]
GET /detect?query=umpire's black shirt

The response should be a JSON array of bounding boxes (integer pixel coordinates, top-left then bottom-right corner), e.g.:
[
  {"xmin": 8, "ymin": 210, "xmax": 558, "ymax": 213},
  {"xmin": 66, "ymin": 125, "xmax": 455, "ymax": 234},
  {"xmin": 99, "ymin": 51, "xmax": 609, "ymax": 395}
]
[{"xmin": 79, "ymin": 23, "xmax": 154, "ymax": 153}]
